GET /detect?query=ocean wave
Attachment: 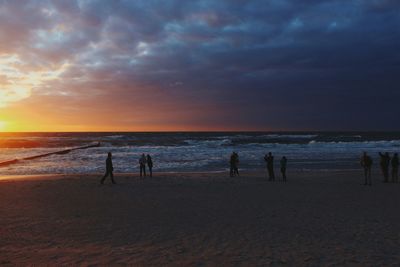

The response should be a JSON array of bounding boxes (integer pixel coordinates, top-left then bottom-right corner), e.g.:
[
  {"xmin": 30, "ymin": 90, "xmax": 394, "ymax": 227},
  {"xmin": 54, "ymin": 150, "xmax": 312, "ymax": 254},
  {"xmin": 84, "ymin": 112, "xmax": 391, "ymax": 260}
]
[
  {"xmin": 184, "ymin": 139, "xmax": 233, "ymax": 147},
  {"xmin": 104, "ymin": 135, "xmax": 128, "ymax": 139},
  {"xmin": 260, "ymin": 134, "xmax": 319, "ymax": 139},
  {"xmin": 308, "ymin": 140, "xmax": 400, "ymax": 145},
  {"xmin": 1, "ymin": 132, "xmax": 400, "ymax": 175}
]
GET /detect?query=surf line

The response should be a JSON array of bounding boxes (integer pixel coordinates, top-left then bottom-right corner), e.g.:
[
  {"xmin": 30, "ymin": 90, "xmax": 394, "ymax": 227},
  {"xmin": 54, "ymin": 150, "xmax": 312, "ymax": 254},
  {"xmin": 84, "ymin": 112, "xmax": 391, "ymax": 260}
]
[{"xmin": 0, "ymin": 142, "xmax": 101, "ymax": 167}]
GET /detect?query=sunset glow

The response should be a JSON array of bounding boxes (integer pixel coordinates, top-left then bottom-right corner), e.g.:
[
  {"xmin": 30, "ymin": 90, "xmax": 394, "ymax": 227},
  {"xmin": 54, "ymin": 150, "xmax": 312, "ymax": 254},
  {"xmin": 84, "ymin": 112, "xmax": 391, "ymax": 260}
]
[
  {"xmin": 0, "ymin": 54, "xmax": 69, "ymax": 108},
  {"xmin": 0, "ymin": 1, "xmax": 399, "ymax": 131}
]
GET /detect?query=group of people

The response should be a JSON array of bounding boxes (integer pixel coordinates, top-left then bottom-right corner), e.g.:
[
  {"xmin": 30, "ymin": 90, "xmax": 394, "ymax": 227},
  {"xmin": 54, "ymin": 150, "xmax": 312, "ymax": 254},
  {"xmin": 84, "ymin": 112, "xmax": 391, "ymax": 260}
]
[
  {"xmin": 360, "ymin": 152, "xmax": 399, "ymax": 185},
  {"xmin": 139, "ymin": 153, "xmax": 153, "ymax": 177},
  {"xmin": 101, "ymin": 151, "xmax": 400, "ymax": 186},
  {"xmin": 264, "ymin": 152, "xmax": 287, "ymax": 182},
  {"xmin": 378, "ymin": 152, "xmax": 399, "ymax": 183},
  {"xmin": 100, "ymin": 152, "xmax": 153, "ymax": 184},
  {"xmin": 102, "ymin": 151, "xmax": 289, "ymax": 184},
  {"xmin": 229, "ymin": 152, "xmax": 288, "ymax": 181}
]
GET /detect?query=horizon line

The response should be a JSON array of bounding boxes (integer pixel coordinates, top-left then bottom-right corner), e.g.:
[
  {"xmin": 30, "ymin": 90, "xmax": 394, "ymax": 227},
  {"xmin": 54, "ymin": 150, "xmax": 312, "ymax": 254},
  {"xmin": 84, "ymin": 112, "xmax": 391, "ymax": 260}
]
[{"xmin": 1, "ymin": 130, "xmax": 400, "ymax": 133}]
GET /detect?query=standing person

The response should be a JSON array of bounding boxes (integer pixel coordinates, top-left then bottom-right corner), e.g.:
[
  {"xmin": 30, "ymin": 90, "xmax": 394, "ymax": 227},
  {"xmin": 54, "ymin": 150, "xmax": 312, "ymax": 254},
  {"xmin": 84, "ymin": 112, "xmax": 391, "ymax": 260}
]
[
  {"xmin": 139, "ymin": 153, "xmax": 147, "ymax": 177},
  {"xmin": 147, "ymin": 154, "xmax": 153, "ymax": 177},
  {"xmin": 229, "ymin": 152, "xmax": 235, "ymax": 177},
  {"xmin": 264, "ymin": 152, "xmax": 275, "ymax": 181},
  {"xmin": 233, "ymin": 152, "xmax": 239, "ymax": 176},
  {"xmin": 100, "ymin": 152, "xmax": 116, "ymax": 184},
  {"xmin": 360, "ymin": 152, "xmax": 372, "ymax": 186},
  {"xmin": 391, "ymin": 153, "xmax": 399, "ymax": 183},
  {"xmin": 379, "ymin": 152, "xmax": 390, "ymax": 182},
  {"xmin": 280, "ymin": 156, "xmax": 287, "ymax": 182}
]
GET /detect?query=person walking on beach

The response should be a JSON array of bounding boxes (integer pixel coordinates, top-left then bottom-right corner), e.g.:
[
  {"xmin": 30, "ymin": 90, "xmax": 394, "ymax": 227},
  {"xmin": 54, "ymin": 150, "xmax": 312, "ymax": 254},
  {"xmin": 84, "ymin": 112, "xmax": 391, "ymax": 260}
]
[
  {"xmin": 100, "ymin": 152, "xmax": 116, "ymax": 184},
  {"xmin": 147, "ymin": 154, "xmax": 153, "ymax": 177},
  {"xmin": 280, "ymin": 156, "xmax": 287, "ymax": 182},
  {"xmin": 360, "ymin": 152, "xmax": 372, "ymax": 186},
  {"xmin": 139, "ymin": 153, "xmax": 147, "ymax": 177},
  {"xmin": 264, "ymin": 152, "xmax": 275, "ymax": 181},
  {"xmin": 379, "ymin": 152, "xmax": 390, "ymax": 182},
  {"xmin": 391, "ymin": 153, "xmax": 399, "ymax": 183}
]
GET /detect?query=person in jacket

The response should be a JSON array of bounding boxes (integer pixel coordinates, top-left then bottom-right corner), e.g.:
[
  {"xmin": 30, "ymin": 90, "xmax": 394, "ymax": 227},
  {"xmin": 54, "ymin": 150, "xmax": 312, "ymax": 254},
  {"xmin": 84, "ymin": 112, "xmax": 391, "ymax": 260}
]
[
  {"xmin": 100, "ymin": 152, "xmax": 116, "ymax": 184},
  {"xmin": 147, "ymin": 154, "xmax": 153, "ymax": 177},
  {"xmin": 379, "ymin": 152, "xmax": 390, "ymax": 182},
  {"xmin": 264, "ymin": 152, "xmax": 275, "ymax": 181},
  {"xmin": 361, "ymin": 152, "xmax": 373, "ymax": 186},
  {"xmin": 280, "ymin": 156, "xmax": 287, "ymax": 182},
  {"xmin": 139, "ymin": 153, "xmax": 147, "ymax": 177}
]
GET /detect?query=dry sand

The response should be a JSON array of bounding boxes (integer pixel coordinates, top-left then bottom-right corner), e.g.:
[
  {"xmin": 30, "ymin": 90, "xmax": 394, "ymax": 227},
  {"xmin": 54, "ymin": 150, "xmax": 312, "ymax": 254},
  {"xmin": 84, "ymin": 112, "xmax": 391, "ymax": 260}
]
[{"xmin": 0, "ymin": 171, "xmax": 399, "ymax": 266}]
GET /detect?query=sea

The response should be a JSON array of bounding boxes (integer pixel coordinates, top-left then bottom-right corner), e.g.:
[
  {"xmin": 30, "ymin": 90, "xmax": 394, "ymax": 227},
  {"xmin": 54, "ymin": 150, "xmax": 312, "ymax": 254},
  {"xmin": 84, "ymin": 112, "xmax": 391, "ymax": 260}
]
[{"xmin": 0, "ymin": 132, "xmax": 399, "ymax": 175}]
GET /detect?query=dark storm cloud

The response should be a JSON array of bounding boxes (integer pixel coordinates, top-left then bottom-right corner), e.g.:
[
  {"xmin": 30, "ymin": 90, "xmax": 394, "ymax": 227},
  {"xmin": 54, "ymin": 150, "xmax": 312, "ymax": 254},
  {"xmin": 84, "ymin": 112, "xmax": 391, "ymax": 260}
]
[{"xmin": 1, "ymin": 0, "xmax": 399, "ymax": 130}]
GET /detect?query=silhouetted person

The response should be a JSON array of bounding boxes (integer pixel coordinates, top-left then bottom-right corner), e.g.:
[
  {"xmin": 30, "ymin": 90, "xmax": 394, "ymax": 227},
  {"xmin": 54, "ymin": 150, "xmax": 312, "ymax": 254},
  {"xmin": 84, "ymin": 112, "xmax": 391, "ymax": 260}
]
[
  {"xmin": 139, "ymin": 153, "xmax": 147, "ymax": 177},
  {"xmin": 264, "ymin": 152, "xmax": 275, "ymax": 181},
  {"xmin": 233, "ymin": 152, "xmax": 239, "ymax": 176},
  {"xmin": 379, "ymin": 152, "xmax": 390, "ymax": 182},
  {"xmin": 280, "ymin": 156, "xmax": 287, "ymax": 182},
  {"xmin": 230, "ymin": 152, "xmax": 239, "ymax": 177},
  {"xmin": 101, "ymin": 152, "xmax": 116, "ymax": 184},
  {"xmin": 229, "ymin": 152, "xmax": 235, "ymax": 177},
  {"xmin": 147, "ymin": 154, "xmax": 153, "ymax": 177},
  {"xmin": 391, "ymin": 153, "xmax": 399, "ymax": 183},
  {"xmin": 360, "ymin": 152, "xmax": 372, "ymax": 186}
]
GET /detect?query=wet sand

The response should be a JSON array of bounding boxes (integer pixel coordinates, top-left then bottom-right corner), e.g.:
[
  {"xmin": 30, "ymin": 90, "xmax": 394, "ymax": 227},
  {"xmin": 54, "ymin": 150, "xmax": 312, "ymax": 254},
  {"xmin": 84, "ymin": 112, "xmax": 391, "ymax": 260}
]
[{"xmin": 0, "ymin": 171, "xmax": 399, "ymax": 266}]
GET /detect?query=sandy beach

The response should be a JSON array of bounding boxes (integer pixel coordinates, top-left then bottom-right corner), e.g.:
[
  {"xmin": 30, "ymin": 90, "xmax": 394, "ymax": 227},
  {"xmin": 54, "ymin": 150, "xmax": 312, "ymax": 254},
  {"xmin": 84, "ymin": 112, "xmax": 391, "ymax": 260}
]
[{"xmin": 0, "ymin": 171, "xmax": 399, "ymax": 266}]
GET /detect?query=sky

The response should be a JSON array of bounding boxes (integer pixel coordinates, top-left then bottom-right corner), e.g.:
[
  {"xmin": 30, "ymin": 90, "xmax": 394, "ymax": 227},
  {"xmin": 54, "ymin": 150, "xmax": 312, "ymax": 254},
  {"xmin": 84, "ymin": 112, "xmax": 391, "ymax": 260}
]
[{"xmin": 0, "ymin": 0, "xmax": 399, "ymax": 132}]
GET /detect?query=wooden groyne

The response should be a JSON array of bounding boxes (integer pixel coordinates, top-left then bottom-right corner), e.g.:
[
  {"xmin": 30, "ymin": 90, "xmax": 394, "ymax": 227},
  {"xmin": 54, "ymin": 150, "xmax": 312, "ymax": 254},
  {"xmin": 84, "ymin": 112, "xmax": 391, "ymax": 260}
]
[{"xmin": 0, "ymin": 142, "xmax": 100, "ymax": 167}]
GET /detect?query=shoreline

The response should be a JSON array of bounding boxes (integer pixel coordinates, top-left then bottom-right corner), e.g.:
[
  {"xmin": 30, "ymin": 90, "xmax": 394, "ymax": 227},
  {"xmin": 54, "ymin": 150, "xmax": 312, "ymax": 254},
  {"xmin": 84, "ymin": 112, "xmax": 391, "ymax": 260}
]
[{"xmin": 0, "ymin": 168, "xmax": 380, "ymax": 181}]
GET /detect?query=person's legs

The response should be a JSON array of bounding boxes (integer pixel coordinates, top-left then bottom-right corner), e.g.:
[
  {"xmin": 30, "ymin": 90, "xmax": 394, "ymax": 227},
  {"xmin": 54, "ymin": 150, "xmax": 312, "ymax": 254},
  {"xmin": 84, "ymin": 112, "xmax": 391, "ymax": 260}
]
[
  {"xmin": 140, "ymin": 165, "xmax": 143, "ymax": 177},
  {"xmin": 100, "ymin": 171, "xmax": 109, "ymax": 184},
  {"xmin": 282, "ymin": 168, "xmax": 286, "ymax": 182},
  {"xmin": 268, "ymin": 168, "xmax": 275, "ymax": 181},
  {"xmin": 364, "ymin": 168, "xmax": 368, "ymax": 185},
  {"xmin": 384, "ymin": 166, "xmax": 389, "ymax": 182},
  {"xmin": 368, "ymin": 168, "xmax": 372, "ymax": 185},
  {"xmin": 234, "ymin": 167, "xmax": 239, "ymax": 176},
  {"xmin": 149, "ymin": 167, "xmax": 152, "ymax": 177},
  {"xmin": 381, "ymin": 166, "xmax": 386, "ymax": 182},
  {"xmin": 384, "ymin": 170, "xmax": 387, "ymax": 182},
  {"xmin": 392, "ymin": 168, "xmax": 395, "ymax": 183},
  {"xmin": 110, "ymin": 172, "xmax": 116, "ymax": 184}
]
